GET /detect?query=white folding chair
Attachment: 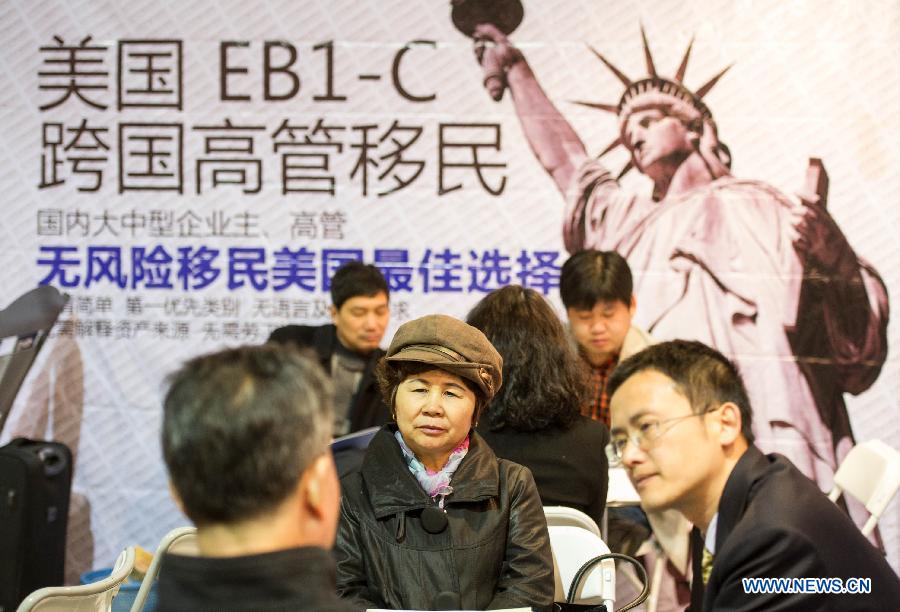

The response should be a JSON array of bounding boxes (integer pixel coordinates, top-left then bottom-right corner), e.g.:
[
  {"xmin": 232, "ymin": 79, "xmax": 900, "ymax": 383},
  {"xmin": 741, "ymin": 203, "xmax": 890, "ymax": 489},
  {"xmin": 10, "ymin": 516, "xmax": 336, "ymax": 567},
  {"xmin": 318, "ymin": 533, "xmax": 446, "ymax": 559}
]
[
  {"xmin": 16, "ymin": 546, "xmax": 135, "ymax": 612},
  {"xmin": 543, "ymin": 506, "xmax": 615, "ymax": 611},
  {"xmin": 130, "ymin": 526, "xmax": 198, "ymax": 612},
  {"xmin": 544, "ymin": 504, "xmax": 602, "ymax": 536},
  {"xmin": 827, "ymin": 439, "xmax": 900, "ymax": 537}
]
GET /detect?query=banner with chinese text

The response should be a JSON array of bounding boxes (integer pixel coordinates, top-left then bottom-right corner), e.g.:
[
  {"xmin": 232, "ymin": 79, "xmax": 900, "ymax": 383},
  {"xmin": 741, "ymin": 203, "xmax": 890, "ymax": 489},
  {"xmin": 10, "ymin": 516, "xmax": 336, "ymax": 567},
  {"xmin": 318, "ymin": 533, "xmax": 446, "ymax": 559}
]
[{"xmin": 1, "ymin": 0, "xmax": 897, "ymax": 579}]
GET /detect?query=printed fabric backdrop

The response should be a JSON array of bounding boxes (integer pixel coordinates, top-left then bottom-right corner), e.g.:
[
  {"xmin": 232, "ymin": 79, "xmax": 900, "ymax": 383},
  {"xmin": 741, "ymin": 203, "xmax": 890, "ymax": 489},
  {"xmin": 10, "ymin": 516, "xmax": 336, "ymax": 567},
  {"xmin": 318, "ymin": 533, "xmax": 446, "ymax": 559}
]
[{"xmin": 1, "ymin": 0, "xmax": 898, "ymax": 581}]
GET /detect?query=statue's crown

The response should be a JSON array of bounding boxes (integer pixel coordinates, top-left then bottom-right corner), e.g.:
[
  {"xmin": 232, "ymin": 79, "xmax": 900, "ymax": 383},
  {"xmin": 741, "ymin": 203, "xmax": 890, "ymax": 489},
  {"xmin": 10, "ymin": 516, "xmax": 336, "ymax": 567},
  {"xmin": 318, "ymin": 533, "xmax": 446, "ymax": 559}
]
[{"xmin": 573, "ymin": 27, "xmax": 731, "ymax": 177}]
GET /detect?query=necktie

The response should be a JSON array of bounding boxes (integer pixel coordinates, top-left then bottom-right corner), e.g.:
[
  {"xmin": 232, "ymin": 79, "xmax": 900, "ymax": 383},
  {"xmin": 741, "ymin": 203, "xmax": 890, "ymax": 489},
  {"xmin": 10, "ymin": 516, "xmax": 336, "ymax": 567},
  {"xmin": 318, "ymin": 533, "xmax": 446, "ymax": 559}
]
[{"xmin": 701, "ymin": 547, "xmax": 715, "ymax": 585}]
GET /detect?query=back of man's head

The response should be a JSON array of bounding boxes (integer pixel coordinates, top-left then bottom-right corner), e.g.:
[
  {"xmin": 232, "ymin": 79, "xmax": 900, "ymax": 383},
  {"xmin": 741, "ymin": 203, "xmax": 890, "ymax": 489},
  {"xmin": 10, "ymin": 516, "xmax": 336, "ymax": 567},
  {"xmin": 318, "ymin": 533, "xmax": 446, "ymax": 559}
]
[
  {"xmin": 608, "ymin": 339, "xmax": 755, "ymax": 443},
  {"xmin": 330, "ymin": 261, "xmax": 389, "ymax": 309},
  {"xmin": 560, "ymin": 250, "xmax": 633, "ymax": 310},
  {"xmin": 162, "ymin": 344, "xmax": 334, "ymax": 527}
]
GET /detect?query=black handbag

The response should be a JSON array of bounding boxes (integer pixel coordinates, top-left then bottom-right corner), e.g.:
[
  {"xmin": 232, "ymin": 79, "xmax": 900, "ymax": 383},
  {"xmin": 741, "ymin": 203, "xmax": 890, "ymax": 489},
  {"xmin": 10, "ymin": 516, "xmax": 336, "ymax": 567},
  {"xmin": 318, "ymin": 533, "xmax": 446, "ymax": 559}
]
[{"xmin": 553, "ymin": 552, "xmax": 649, "ymax": 612}]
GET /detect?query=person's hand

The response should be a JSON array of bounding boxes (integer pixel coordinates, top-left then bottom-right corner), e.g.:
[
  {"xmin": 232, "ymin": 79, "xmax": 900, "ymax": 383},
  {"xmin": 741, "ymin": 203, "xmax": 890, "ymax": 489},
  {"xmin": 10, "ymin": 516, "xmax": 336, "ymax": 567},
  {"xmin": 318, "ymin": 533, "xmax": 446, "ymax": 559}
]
[
  {"xmin": 789, "ymin": 190, "xmax": 854, "ymax": 274},
  {"xmin": 472, "ymin": 23, "xmax": 523, "ymax": 101}
]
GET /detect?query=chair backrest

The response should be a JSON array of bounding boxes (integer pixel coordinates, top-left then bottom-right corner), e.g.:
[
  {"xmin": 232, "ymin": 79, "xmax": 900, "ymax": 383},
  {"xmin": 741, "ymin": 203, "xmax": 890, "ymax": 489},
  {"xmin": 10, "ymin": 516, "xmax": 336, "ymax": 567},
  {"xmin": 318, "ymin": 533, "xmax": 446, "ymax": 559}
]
[
  {"xmin": 129, "ymin": 526, "xmax": 198, "ymax": 612},
  {"xmin": 827, "ymin": 439, "xmax": 900, "ymax": 536},
  {"xmin": 16, "ymin": 546, "xmax": 135, "ymax": 612},
  {"xmin": 543, "ymin": 507, "xmax": 615, "ymax": 609},
  {"xmin": 543, "ymin": 505, "xmax": 601, "ymax": 537}
]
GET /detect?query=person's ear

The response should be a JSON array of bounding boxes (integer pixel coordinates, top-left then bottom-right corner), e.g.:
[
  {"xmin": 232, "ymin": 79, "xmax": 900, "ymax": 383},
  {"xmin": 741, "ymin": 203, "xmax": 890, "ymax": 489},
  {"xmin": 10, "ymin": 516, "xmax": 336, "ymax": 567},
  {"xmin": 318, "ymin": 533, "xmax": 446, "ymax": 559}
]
[
  {"xmin": 301, "ymin": 453, "xmax": 335, "ymax": 519},
  {"xmin": 305, "ymin": 474, "xmax": 321, "ymax": 513},
  {"xmin": 628, "ymin": 294, "xmax": 637, "ymax": 318},
  {"xmin": 716, "ymin": 402, "xmax": 743, "ymax": 446},
  {"xmin": 329, "ymin": 304, "xmax": 339, "ymax": 325}
]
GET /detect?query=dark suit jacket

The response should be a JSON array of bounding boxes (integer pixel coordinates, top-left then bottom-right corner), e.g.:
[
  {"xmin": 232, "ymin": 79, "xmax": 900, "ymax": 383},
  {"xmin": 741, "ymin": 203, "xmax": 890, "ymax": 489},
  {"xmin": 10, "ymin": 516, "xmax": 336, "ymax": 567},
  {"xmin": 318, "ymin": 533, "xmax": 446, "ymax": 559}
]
[
  {"xmin": 690, "ymin": 445, "xmax": 900, "ymax": 611},
  {"xmin": 268, "ymin": 324, "xmax": 389, "ymax": 434},
  {"xmin": 477, "ymin": 415, "xmax": 609, "ymax": 528}
]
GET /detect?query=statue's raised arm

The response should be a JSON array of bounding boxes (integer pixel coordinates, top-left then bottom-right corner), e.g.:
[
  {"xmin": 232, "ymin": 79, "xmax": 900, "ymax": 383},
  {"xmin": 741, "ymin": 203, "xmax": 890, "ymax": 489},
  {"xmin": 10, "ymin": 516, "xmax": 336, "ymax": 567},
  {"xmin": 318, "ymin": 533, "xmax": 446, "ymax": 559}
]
[{"xmin": 473, "ymin": 23, "xmax": 589, "ymax": 196}]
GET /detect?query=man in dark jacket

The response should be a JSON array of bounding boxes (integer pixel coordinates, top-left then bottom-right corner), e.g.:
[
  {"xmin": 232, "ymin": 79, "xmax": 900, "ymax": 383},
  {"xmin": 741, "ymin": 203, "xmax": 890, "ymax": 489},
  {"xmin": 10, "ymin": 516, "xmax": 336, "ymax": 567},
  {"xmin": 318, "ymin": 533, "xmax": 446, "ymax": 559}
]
[
  {"xmin": 269, "ymin": 261, "xmax": 390, "ymax": 437},
  {"xmin": 157, "ymin": 344, "xmax": 358, "ymax": 612},
  {"xmin": 608, "ymin": 340, "xmax": 900, "ymax": 611}
]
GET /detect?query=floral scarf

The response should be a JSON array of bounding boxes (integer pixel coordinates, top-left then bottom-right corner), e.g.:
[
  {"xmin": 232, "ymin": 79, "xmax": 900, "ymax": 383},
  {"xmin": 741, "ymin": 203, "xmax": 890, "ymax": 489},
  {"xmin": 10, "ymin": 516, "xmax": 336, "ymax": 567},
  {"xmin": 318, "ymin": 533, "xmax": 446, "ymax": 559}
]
[{"xmin": 394, "ymin": 430, "xmax": 469, "ymax": 501}]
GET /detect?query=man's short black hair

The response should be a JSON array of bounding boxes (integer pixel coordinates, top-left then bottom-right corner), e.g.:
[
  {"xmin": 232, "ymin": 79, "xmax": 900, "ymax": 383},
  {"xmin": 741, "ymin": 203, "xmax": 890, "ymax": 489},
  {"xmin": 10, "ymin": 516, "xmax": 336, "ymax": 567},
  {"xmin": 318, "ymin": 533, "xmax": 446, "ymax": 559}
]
[
  {"xmin": 559, "ymin": 250, "xmax": 633, "ymax": 310},
  {"xmin": 330, "ymin": 261, "xmax": 389, "ymax": 310},
  {"xmin": 162, "ymin": 344, "xmax": 333, "ymax": 526},
  {"xmin": 608, "ymin": 339, "xmax": 755, "ymax": 443}
]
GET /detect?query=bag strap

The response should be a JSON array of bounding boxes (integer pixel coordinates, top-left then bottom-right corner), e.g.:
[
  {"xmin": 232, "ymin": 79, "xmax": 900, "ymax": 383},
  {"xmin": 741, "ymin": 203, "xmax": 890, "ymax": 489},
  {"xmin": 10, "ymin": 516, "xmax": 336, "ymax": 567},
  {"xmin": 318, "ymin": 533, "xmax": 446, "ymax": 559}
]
[{"xmin": 567, "ymin": 552, "xmax": 650, "ymax": 612}]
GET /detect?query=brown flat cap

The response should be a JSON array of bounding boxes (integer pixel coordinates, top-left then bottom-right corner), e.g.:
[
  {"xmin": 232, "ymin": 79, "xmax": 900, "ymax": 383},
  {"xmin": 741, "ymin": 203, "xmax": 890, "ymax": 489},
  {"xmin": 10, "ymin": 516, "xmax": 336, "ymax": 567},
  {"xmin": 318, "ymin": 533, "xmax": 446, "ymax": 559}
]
[{"xmin": 385, "ymin": 314, "xmax": 503, "ymax": 399}]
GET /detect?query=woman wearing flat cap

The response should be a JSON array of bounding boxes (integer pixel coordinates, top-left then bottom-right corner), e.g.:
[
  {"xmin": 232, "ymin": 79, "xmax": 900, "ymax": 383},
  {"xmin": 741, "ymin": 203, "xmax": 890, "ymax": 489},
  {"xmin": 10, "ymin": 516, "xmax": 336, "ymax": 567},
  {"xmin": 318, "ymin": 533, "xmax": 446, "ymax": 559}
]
[{"xmin": 334, "ymin": 314, "xmax": 554, "ymax": 611}]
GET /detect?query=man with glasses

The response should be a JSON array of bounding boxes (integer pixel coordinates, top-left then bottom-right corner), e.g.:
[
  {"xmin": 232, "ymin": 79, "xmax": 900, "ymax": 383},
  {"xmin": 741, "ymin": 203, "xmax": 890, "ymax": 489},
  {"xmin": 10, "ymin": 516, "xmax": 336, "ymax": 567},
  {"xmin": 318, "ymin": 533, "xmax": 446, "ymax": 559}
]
[
  {"xmin": 560, "ymin": 249, "xmax": 692, "ymax": 607},
  {"xmin": 608, "ymin": 340, "xmax": 899, "ymax": 611}
]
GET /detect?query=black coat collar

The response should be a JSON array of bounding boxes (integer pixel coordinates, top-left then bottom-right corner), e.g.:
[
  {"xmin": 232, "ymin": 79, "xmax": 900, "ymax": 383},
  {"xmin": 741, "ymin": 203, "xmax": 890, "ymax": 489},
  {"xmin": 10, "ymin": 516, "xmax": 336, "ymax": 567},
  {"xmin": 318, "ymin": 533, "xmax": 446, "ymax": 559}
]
[
  {"xmin": 715, "ymin": 445, "xmax": 770, "ymax": 554},
  {"xmin": 313, "ymin": 324, "xmax": 339, "ymax": 367},
  {"xmin": 360, "ymin": 425, "xmax": 500, "ymax": 519},
  {"xmin": 158, "ymin": 546, "xmax": 340, "ymax": 610},
  {"xmin": 691, "ymin": 445, "xmax": 771, "ymax": 611}
]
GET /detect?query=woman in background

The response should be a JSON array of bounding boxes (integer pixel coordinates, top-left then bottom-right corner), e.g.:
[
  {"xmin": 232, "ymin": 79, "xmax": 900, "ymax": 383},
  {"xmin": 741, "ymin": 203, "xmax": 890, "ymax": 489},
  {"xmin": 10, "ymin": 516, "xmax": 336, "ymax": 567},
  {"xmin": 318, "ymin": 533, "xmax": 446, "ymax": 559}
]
[{"xmin": 468, "ymin": 285, "xmax": 610, "ymax": 528}]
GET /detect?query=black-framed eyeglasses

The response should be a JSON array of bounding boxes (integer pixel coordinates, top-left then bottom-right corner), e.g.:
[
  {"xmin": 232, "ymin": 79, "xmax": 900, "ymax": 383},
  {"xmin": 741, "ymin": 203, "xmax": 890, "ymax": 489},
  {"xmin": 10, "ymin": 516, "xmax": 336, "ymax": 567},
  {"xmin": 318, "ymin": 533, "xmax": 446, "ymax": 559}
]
[{"xmin": 606, "ymin": 406, "xmax": 722, "ymax": 466}]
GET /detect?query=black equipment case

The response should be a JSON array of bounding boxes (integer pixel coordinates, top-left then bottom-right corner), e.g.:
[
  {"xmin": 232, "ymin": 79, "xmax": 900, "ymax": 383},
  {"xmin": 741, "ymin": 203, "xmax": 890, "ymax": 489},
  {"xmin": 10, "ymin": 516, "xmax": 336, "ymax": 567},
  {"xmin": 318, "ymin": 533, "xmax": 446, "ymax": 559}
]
[
  {"xmin": 0, "ymin": 438, "xmax": 73, "ymax": 611},
  {"xmin": 0, "ymin": 286, "xmax": 70, "ymax": 611}
]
